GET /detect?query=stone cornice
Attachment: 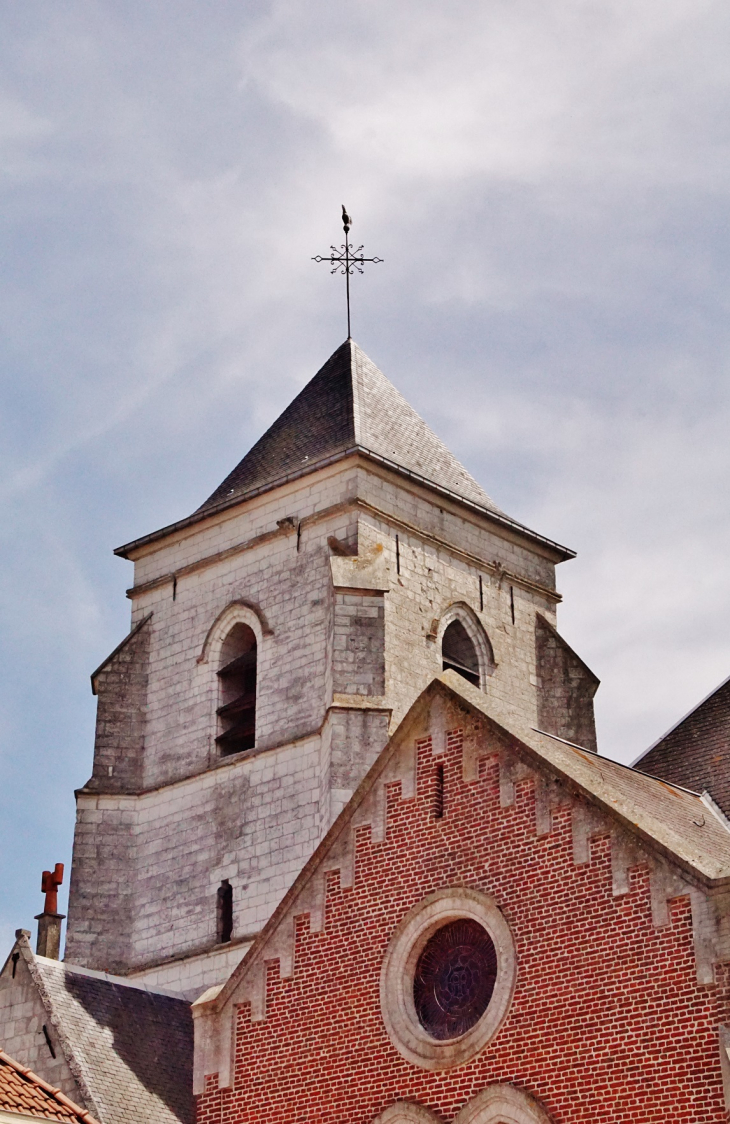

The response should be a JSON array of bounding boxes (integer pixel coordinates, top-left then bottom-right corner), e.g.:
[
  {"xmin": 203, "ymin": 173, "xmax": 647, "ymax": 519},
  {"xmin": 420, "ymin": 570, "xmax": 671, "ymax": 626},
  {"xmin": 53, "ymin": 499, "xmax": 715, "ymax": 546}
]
[
  {"xmin": 124, "ymin": 496, "xmax": 561, "ymax": 606},
  {"xmin": 115, "ymin": 448, "xmax": 574, "ymax": 563}
]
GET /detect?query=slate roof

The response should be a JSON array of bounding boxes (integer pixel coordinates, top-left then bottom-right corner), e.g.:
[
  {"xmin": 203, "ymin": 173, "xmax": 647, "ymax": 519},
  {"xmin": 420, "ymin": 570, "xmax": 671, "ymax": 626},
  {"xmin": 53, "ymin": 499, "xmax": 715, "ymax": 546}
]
[
  {"xmin": 634, "ymin": 673, "xmax": 730, "ymax": 817},
  {"xmin": 198, "ymin": 339, "xmax": 501, "ymax": 513},
  {"xmin": 446, "ymin": 670, "xmax": 730, "ymax": 883},
  {"xmin": 9, "ymin": 937, "xmax": 192, "ymax": 1124},
  {"xmin": 115, "ymin": 340, "xmax": 574, "ymax": 561},
  {"xmin": 0, "ymin": 1051, "xmax": 96, "ymax": 1123}
]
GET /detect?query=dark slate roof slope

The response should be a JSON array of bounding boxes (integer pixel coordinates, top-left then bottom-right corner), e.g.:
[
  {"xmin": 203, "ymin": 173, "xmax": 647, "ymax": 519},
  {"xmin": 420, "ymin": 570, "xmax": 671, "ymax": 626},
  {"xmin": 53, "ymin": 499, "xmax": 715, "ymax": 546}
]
[
  {"xmin": 199, "ymin": 338, "xmax": 501, "ymax": 514},
  {"xmin": 8, "ymin": 935, "xmax": 192, "ymax": 1124},
  {"xmin": 36, "ymin": 959, "xmax": 192, "ymax": 1124},
  {"xmin": 634, "ymin": 673, "xmax": 730, "ymax": 816},
  {"xmin": 0, "ymin": 1050, "xmax": 97, "ymax": 1123}
]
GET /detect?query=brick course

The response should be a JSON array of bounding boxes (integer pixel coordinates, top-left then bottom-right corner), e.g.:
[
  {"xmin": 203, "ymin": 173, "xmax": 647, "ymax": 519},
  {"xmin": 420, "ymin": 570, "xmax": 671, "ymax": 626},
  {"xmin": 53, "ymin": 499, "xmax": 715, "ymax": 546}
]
[{"xmin": 196, "ymin": 702, "xmax": 729, "ymax": 1124}]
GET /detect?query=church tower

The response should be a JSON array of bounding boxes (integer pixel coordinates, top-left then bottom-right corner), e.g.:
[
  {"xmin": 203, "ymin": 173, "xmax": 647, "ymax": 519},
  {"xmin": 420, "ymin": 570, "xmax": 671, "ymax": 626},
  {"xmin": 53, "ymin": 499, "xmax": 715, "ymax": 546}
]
[{"xmin": 64, "ymin": 339, "xmax": 597, "ymax": 999}]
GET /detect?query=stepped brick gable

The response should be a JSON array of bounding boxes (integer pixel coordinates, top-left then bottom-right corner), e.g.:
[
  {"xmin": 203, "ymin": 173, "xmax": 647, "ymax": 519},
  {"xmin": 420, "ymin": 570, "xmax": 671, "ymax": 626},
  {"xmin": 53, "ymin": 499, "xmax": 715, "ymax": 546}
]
[{"xmin": 194, "ymin": 673, "xmax": 730, "ymax": 1124}]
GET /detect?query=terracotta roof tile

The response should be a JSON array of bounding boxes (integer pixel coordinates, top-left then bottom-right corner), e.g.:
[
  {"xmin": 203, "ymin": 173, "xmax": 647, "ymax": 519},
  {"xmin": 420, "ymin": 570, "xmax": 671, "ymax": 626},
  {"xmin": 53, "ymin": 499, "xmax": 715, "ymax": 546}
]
[{"xmin": 0, "ymin": 1050, "xmax": 96, "ymax": 1123}]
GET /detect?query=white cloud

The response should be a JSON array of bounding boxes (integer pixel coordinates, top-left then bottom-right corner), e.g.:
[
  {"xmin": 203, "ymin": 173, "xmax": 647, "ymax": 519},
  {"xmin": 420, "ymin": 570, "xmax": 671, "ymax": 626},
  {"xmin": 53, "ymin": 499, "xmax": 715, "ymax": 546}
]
[
  {"xmin": 235, "ymin": 0, "xmax": 730, "ymax": 188},
  {"xmin": 1, "ymin": 0, "xmax": 730, "ymax": 936}
]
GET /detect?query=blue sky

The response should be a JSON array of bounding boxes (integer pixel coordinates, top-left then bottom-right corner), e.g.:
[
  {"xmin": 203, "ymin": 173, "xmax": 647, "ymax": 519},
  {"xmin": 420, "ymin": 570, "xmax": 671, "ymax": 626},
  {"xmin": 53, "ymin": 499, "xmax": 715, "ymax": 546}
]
[{"xmin": 2, "ymin": 0, "xmax": 730, "ymax": 950}]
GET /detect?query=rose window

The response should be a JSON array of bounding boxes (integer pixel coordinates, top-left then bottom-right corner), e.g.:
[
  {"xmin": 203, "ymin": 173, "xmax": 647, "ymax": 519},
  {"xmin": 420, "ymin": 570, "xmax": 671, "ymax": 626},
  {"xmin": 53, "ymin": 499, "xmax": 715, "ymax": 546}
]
[{"xmin": 413, "ymin": 918, "xmax": 497, "ymax": 1040}]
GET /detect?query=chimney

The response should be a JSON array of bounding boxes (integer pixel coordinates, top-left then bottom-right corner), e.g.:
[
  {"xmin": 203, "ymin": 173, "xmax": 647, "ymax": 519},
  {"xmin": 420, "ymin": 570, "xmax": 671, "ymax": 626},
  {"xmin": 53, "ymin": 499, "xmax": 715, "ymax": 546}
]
[{"xmin": 34, "ymin": 863, "xmax": 65, "ymax": 960}]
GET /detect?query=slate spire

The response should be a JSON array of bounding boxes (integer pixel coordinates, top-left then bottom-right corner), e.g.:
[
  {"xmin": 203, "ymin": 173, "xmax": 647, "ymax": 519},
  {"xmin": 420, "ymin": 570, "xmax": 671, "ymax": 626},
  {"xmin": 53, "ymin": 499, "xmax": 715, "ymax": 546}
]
[{"xmin": 199, "ymin": 339, "xmax": 500, "ymax": 514}]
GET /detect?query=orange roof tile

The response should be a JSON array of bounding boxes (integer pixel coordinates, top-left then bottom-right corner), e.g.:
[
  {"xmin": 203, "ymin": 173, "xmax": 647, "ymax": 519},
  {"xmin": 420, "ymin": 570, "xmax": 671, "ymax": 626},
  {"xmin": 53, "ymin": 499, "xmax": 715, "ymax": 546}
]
[{"xmin": 0, "ymin": 1050, "xmax": 98, "ymax": 1123}]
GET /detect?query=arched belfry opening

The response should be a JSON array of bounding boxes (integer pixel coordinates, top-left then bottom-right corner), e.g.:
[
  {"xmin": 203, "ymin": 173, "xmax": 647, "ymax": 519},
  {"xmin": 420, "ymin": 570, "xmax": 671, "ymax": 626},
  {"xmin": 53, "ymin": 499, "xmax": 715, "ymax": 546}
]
[
  {"xmin": 439, "ymin": 606, "xmax": 494, "ymax": 691},
  {"xmin": 216, "ymin": 623, "xmax": 257, "ymax": 755},
  {"xmin": 442, "ymin": 620, "xmax": 480, "ymax": 687}
]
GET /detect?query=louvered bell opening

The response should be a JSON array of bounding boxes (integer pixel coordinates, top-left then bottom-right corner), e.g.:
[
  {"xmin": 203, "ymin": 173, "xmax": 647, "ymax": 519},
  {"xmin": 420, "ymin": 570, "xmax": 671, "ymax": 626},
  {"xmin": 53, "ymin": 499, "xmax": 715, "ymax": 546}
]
[
  {"xmin": 216, "ymin": 628, "xmax": 257, "ymax": 755},
  {"xmin": 442, "ymin": 620, "xmax": 480, "ymax": 688}
]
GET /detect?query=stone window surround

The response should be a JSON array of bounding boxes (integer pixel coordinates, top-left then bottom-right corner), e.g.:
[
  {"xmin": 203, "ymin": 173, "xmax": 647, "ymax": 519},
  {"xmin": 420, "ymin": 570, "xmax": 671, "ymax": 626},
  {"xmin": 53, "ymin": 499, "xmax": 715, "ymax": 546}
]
[
  {"xmin": 373, "ymin": 1084, "xmax": 554, "ymax": 1124},
  {"xmin": 197, "ymin": 600, "xmax": 272, "ymax": 665},
  {"xmin": 379, "ymin": 887, "xmax": 517, "ymax": 1071},
  {"xmin": 436, "ymin": 604, "xmax": 495, "ymax": 691},
  {"xmin": 196, "ymin": 601, "xmax": 268, "ymax": 757}
]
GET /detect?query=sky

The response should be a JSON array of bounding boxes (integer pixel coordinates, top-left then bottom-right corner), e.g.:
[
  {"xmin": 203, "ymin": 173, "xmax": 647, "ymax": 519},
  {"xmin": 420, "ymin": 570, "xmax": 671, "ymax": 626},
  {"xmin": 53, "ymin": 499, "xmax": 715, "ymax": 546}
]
[{"xmin": 1, "ymin": 0, "xmax": 730, "ymax": 951}]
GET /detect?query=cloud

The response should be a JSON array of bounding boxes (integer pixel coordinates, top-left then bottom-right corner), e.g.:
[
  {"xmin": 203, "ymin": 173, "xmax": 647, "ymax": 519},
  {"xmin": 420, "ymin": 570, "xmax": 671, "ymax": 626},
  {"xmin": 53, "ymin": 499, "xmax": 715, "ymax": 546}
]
[
  {"xmin": 237, "ymin": 0, "xmax": 730, "ymax": 186},
  {"xmin": 1, "ymin": 0, "xmax": 730, "ymax": 939}
]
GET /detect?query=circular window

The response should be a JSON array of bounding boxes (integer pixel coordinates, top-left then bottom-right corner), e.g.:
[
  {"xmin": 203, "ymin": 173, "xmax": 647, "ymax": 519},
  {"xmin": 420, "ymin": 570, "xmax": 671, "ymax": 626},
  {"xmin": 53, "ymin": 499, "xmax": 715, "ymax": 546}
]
[
  {"xmin": 380, "ymin": 888, "xmax": 517, "ymax": 1070},
  {"xmin": 414, "ymin": 919, "xmax": 497, "ymax": 1040}
]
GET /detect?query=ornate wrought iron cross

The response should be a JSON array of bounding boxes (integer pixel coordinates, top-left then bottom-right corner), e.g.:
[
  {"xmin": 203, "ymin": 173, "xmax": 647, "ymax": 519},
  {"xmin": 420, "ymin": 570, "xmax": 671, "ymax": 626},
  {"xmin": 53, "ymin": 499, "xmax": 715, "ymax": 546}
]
[{"xmin": 312, "ymin": 206, "xmax": 383, "ymax": 338}]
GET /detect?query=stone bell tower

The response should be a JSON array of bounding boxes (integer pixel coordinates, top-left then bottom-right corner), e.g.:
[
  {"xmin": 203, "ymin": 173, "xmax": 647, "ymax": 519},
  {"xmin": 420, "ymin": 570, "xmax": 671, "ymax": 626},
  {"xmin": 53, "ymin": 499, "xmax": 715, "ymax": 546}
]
[{"xmin": 64, "ymin": 339, "xmax": 596, "ymax": 999}]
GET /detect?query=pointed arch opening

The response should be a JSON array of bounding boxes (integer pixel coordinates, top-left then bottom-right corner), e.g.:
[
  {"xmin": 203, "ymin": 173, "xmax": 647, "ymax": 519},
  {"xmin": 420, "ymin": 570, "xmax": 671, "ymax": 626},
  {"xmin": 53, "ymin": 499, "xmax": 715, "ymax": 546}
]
[
  {"xmin": 439, "ymin": 604, "xmax": 494, "ymax": 691},
  {"xmin": 216, "ymin": 623, "xmax": 257, "ymax": 755},
  {"xmin": 442, "ymin": 620, "xmax": 480, "ymax": 687},
  {"xmin": 452, "ymin": 1084, "xmax": 555, "ymax": 1124}
]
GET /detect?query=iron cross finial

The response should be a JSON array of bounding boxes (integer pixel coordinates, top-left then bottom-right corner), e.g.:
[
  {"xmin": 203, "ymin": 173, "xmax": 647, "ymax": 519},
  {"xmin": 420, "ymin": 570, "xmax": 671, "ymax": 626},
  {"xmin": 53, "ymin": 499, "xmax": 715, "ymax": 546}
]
[{"xmin": 312, "ymin": 206, "xmax": 382, "ymax": 339}]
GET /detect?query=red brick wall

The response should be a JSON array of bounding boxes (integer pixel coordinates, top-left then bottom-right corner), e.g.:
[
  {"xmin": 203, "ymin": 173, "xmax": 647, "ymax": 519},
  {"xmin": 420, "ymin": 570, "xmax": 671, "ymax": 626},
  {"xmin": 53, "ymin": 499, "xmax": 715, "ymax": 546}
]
[{"xmin": 197, "ymin": 726, "xmax": 729, "ymax": 1124}]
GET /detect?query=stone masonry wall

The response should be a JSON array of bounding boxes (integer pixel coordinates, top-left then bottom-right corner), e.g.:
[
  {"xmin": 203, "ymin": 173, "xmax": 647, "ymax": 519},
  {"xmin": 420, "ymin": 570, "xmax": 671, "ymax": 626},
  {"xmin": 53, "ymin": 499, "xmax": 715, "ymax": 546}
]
[
  {"xmin": 355, "ymin": 463, "xmax": 559, "ymax": 594},
  {"xmin": 332, "ymin": 590, "xmax": 385, "ymax": 696},
  {"xmin": 320, "ymin": 707, "xmax": 391, "ymax": 827},
  {"xmin": 65, "ymin": 796, "xmax": 138, "ymax": 973},
  {"xmin": 66, "ymin": 735, "xmax": 323, "ymax": 978},
  {"xmin": 67, "ymin": 457, "xmax": 569, "ymax": 988},
  {"xmin": 196, "ymin": 707, "xmax": 729, "ymax": 1124},
  {"xmin": 535, "ymin": 613, "xmax": 599, "ymax": 752},
  {"xmin": 0, "ymin": 952, "xmax": 83, "ymax": 1105},
  {"xmin": 125, "ymin": 467, "xmax": 361, "ymax": 789},
  {"xmin": 86, "ymin": 615, "xmax": 151, "ymax": 793},
  {"xmin": 125, "ymin": 940, "xmax": 254, "ymax": 1002},
  {"xmin": 356, "ymin": 514, "xmax": 557, "ymax": 737}
]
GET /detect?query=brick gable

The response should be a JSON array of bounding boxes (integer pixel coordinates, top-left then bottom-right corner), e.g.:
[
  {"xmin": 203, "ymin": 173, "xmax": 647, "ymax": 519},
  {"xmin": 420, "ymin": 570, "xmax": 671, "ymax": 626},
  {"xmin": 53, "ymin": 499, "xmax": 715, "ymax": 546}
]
[{"xmin": 194, "ymin": 677, "xmax": 730, "ymax": 1124}]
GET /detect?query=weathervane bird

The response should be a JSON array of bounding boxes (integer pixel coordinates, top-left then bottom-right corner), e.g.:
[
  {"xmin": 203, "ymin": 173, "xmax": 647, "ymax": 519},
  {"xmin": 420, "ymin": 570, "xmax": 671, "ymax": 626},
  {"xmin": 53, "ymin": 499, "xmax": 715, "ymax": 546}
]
[{"xmin": 313, "ymin": 206, "xmax": 382, "ymax": 338}]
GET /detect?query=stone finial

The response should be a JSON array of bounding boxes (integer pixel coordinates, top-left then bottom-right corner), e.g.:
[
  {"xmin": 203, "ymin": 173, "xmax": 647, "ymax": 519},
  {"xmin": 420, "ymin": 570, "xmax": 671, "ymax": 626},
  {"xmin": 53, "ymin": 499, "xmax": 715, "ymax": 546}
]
[{"xmin": 34, "ymin": 863, "xmax": 65, "ymax": 960}]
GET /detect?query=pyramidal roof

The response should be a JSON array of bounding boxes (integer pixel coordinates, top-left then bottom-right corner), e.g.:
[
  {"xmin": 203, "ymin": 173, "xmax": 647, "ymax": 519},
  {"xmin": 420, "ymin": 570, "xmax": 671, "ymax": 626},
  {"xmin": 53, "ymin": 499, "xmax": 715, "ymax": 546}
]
[
  {"xmin": 198, "ymin": 339, "xmax": 501, "ymax": 514},
  {"xmin": 116, "ymin": 339, "xmax": 574, "ymax": 560}
]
